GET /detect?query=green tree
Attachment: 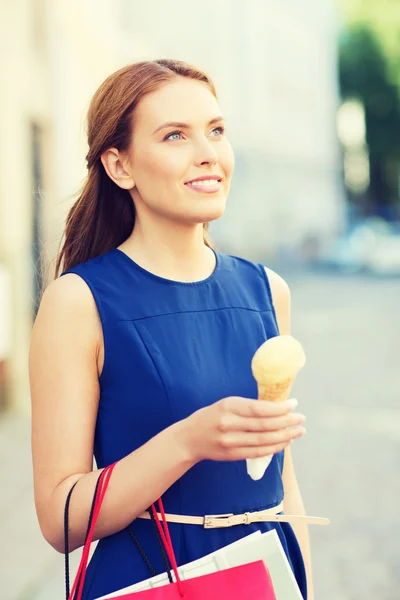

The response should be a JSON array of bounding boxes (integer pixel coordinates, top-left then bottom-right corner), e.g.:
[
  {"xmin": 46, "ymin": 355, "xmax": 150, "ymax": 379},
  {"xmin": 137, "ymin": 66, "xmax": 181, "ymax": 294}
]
[
  {"xmin": 337, "ymin": 0, "xmax": 400, "ymax": 96},
  {"xmin": 339, "ymin": 25, "xmax": 400, "ymax": 214}
]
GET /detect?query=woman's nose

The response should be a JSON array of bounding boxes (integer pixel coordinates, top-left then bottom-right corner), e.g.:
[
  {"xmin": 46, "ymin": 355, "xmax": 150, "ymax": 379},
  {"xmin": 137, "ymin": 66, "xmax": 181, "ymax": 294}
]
[{"xmin": 194, "ymin": 141, "xmax": 218, "ymax": 166}]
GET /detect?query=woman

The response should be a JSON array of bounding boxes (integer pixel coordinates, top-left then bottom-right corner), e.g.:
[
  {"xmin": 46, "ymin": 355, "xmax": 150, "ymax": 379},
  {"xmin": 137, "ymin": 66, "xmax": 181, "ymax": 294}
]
[{"xmin": 29, "ymin": 59, "xmax": 312, "ymax": 599}]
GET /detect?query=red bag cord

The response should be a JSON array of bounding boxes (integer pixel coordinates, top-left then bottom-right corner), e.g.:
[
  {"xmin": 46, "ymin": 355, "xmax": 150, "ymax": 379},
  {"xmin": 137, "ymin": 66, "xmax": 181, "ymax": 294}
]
[
  {"xmin": 69, "ymin": 462, "xmax": 117, "ymax": 600},
  {"xmin": 150, "ymin": 501, "xmax": 184, "ymax": 596},
  {"xmin": 70, "ymin": 465, "xmax": 112, "ymax": 600},
  {"xmin": 78, "ymin": 464, "xmax": 116, "ymax": 598}
]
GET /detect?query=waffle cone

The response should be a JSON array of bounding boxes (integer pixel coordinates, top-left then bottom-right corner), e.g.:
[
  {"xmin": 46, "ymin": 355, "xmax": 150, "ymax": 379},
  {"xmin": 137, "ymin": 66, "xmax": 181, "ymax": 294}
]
[{"xmin": 257, "ymin": 376, "xmax": 295, "ymax": 402}]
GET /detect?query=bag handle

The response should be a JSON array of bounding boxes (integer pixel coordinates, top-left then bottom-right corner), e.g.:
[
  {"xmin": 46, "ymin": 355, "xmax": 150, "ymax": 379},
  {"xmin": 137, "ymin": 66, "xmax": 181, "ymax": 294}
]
[
  {"xmin": 64, "ymin": 472, "xmax": 104, "ymax": 599},
  {"xmin": 66, "ymin": 462, "xmax": 184, "ymax": 600},
  {"xmin": 150, "ymin": 501, "xmax": 184, "ymax": 595},
  {"xmin": 65, "ymin": 473, "xmax": 174, "ymax": 595},
  {"xmin": 73, "ymin": 463, "xmax": 117, "ymax": 600}
]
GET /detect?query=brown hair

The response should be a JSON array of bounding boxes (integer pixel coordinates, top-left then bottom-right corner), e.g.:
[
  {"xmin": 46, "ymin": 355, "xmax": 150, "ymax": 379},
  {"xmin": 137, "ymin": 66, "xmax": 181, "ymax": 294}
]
[{"xmin": 54, "ymin": 59, "xmax": 217, "ymax": 278}]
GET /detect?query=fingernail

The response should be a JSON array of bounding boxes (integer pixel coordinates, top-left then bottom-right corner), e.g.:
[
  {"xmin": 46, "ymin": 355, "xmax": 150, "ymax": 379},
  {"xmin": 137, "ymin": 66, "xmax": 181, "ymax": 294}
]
[
  {"xmin": 287, "ymin": 398, "xmax": 298, "ymax": 409},
  {"xmin": 291, "ymin": 427, "xmax": 306, "ymax": 442}
]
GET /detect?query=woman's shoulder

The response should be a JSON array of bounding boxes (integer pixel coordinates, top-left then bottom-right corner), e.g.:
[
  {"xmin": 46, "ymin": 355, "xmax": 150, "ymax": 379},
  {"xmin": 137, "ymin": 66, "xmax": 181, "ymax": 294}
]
[
  {"xmin": 35, "ymin": 265, "xmax": 102, "ymax": 340},
  {"xmin": 37, "ymin": 273, "xmax": 100, "ymax": 336},
  {"xmin": 263, "ymin": 266, "xmax": 291, "ymax": 299},
  {"xmin": 30, "ymin": 273, "xmax": 102, "ymax": 380},
  {"xmin": 222, "ymin": 252, "xmax": 290, "ymax": 294},
  {"xmin": 59, "ymin": 249, "xmax": 112, "ymax": 279},
  {"xmin": 222, "ymin": 252, "xmax": 290, "ymax": 332}
]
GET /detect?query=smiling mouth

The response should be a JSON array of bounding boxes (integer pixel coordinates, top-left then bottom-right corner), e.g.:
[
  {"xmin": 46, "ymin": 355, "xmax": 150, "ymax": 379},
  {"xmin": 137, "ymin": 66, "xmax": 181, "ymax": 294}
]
[{"xmin": 185, "ymin": 179, "xmax": 222, "ymax": 189}]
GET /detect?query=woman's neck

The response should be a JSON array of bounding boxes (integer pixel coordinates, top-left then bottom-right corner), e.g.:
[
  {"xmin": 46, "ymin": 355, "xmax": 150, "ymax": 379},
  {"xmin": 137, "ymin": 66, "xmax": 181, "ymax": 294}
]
[{"xmin": 119, "ymin": 222, "xmax": 215, "ymax": 283}]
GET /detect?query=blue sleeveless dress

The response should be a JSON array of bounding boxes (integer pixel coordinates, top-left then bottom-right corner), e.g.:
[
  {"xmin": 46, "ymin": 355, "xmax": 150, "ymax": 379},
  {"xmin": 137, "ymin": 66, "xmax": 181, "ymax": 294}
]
[{"xmin": 61, "ymin": 247, "xmax": 307, "ymax": 600}]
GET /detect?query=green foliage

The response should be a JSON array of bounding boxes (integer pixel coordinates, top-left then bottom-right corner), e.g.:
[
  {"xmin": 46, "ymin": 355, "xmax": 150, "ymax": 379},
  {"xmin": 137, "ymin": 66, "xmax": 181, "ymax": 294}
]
[
  {"xmin": 338, "ymin": 24, "xmax": 400, "ymax": 208},
  {"xmin": 337, "ymin": 0, "xmax": 400, "ymax": 93},
  {"xmin": 339, "ymin": 26, "xmax": 400, "ymax": 159}
]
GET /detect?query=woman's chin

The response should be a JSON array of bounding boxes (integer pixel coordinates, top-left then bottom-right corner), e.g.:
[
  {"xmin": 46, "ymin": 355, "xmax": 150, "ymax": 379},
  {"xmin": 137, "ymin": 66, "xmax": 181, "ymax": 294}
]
[
  {"xmin": 198, "ymin": 198, "xmax": 227, "ymax": 222},
  {"xmin": 176, "ymin": 197, "xmax": 226, "ymax": 225},
  {"xmin": 207, "ymin": 207, "xmax": 225, "ymax": 222},
  {"xmin": 191, "ymin": 208, "xmax": 225, "ymax": 225}
]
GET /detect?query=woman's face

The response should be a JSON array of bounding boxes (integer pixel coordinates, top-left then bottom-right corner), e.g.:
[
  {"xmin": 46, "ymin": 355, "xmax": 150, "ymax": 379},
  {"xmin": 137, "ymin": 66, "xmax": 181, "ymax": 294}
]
[{"xmin": 126, "ymin": 77, "xmax": 235, "ymax": 225}]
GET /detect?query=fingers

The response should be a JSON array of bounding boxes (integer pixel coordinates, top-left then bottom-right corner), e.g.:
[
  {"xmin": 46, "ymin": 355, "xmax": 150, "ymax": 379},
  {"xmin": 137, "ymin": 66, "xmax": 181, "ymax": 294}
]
[
  {"xmin": 249, "ymin": 413, "xmax": 306, "ymax": 432},
  {"xmin": 221, "ymin": 425, "xmax": 306, "ymax": 450},
  {"xmin": 210, "ymin": 396, "xmax": 307, "ymax": 464},
  {"xmin": 235, "ymin": 441, "xmax": 291, "ymax": 460},
  {"xmin": 225, "ymin": 396, "xmax": 299, "ymax": 419},
  {"xmin": 219, "ymin": 412, "xmax": 306, "ymax": 433}
]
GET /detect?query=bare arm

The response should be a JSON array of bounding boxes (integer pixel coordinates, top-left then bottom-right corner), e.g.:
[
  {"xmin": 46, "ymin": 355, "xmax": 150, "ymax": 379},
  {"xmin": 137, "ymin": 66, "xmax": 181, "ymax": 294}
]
[
  {"xmin": 29, "ymin": 274, "xmax": 196, "ymax": 554},
  {"xmin": 282, "ymin": 446, "xmax": 314, "ymax": 599},
  {"xmin": 265, "ymin": 267, "xmax": 314, "ymax": 600}
]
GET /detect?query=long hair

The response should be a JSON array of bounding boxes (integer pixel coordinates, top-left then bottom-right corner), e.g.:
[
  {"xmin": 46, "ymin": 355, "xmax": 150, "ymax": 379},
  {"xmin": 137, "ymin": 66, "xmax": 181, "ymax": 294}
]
[{"xmin": 54, "ymin": 59, "xmax": 217, "ymax": 278}]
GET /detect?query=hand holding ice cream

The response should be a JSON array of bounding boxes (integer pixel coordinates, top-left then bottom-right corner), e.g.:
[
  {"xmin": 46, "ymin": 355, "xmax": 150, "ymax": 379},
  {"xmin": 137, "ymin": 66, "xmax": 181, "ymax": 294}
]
[{"xmin": 246, "ymin": 335, "xmax": 306, "ymax": 480}]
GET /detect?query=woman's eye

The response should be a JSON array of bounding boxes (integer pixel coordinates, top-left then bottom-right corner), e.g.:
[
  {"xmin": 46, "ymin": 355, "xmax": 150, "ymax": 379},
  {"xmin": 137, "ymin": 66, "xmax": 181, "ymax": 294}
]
[
  {"xmin": 165, "ymin": 130, "xmax": 183, "ymax": 141},
  {"xmin": 164, "ymin": 126, "xmax": 225, "ymax": 142},
  {"xmin": 211, "ymin": 126, "xmax": 225, "ymax": 136}
]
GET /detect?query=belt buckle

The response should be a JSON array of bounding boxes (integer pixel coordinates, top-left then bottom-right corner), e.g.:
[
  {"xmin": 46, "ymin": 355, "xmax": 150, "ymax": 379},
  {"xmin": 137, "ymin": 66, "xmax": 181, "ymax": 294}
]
[
  {"xmin": 203, "ymin": 513, "xmax": 234, "ymax": 529},
  {"xmin": 243, "ymin": 511, "xmax": 252, "ymax": 525}
]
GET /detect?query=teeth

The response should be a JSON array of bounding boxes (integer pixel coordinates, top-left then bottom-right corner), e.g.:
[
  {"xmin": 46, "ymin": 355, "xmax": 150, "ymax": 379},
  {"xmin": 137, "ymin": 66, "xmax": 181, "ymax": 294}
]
[{"xmin": 187, "ymin": 179, "xmax": 220, "ymax": 186}]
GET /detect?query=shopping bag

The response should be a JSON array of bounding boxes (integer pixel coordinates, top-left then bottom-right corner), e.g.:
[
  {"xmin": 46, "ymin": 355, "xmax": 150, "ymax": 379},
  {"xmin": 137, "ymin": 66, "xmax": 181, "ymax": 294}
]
[
  {"xmin": 65, "ymin": 463, "xmax": 276, "ymax": 600},
  {"xmin": 106, "ymin": 561, "xmax": 274, "ymax": 599},
  {"xmin": 97, "ymin": 527, "xmax": 303, "ymax": 600}
]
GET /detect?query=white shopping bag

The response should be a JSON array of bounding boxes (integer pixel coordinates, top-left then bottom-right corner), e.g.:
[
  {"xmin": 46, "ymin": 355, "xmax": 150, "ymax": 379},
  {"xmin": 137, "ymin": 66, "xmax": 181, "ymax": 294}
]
[{"xmin": 96, "ymin": 529, "xmax": 303, "ymax": 600}]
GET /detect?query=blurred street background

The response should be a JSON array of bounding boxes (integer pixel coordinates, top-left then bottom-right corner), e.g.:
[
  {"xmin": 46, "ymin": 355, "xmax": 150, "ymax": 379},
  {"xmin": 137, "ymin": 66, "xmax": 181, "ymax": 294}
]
[{"xmin": 1, "ymin": 0, "xmax": 399, "ymax": 599}]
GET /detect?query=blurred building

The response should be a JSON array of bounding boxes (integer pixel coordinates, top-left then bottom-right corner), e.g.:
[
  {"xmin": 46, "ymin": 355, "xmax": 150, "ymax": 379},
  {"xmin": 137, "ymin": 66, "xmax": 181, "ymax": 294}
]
[
  {"xmin": 0, "ymin": 0, "xmax": 344, "ymax": 412},
  {"xmin": 0, "ymin": 0, "xmax": 152, "ymax": 412},
  {"xmin": 123, "ymin": 0, "xmax": 346, "ymax": 259}
]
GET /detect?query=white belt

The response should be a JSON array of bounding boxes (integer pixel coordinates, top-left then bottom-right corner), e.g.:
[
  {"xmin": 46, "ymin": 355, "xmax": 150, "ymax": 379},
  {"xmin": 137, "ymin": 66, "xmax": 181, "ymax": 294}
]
[{"xmin": 137, "ymin": 502, "xmax": 330, "ymax": 529}]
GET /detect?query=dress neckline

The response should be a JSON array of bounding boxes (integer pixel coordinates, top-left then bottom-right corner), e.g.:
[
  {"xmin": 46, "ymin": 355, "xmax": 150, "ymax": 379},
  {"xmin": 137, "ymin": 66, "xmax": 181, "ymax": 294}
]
[{"xmin": 110, "ymin": 247, "xmax": 221, "ymax": 287}]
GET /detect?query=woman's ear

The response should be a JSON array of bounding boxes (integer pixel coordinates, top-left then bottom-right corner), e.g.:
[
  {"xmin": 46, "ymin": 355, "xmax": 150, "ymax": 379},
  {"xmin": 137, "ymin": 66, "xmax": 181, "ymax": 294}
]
[{"xmin": 101, "ymin": 148, "xmax": 135, "ymax": 190}]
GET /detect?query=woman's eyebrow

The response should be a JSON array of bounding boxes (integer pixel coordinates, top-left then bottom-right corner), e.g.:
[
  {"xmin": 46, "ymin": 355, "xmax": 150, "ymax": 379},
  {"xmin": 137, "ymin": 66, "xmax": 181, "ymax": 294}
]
[{"xmin": 152, "ymin": 116, "xmax": 225, "ymax": 135}]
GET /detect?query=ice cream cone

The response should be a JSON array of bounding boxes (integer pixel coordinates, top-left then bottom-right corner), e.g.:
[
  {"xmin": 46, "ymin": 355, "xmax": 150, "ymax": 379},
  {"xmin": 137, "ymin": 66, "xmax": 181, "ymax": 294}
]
[
  {"xmin": 247, "ymin": 335, "xmax": 306, "ymax": 480},
  {"xmin": 257, "ymin": 377, "xmax": 295, "ymax": 403}
]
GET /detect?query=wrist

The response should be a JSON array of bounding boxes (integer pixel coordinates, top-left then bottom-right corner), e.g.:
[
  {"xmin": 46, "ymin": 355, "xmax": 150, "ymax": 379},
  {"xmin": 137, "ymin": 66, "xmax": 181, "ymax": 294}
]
[{"xmin": 169, "ymin": 416, "xmax": 199, "ymax": 468}]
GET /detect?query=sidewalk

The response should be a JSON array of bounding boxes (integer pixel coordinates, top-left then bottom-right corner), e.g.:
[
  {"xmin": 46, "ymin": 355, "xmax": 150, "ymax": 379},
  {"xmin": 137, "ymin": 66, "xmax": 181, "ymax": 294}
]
[{"xmin": 0, "ymin": 411, "xmax": 81, "ymax": 600}]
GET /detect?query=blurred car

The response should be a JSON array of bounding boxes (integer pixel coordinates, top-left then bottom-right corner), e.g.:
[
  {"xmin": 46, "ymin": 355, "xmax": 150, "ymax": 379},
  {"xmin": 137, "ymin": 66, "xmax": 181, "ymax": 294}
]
[
  {"xmin": 367, "ymin": 234, "xmax": 400, "ymax": 274},
  {"xmin": 318, "ymin": 217, "xmax": 400, "ymax": 275}
]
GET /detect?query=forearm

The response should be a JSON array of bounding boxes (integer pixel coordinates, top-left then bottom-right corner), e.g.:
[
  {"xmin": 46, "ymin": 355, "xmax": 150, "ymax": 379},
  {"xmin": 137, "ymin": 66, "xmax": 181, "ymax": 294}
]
[
  {"xmin": 47, "ymin": 419, "xmax": 196, "ymax": 553},
  {"xmin": 283, "ymin": 483, "xmax": 314, "ymax": 600}
]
